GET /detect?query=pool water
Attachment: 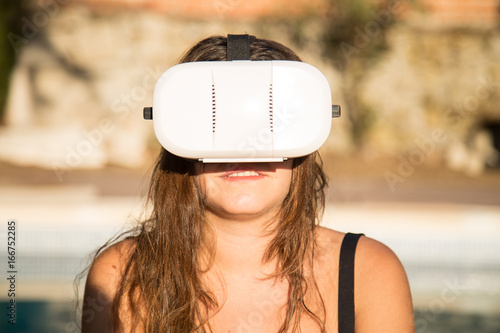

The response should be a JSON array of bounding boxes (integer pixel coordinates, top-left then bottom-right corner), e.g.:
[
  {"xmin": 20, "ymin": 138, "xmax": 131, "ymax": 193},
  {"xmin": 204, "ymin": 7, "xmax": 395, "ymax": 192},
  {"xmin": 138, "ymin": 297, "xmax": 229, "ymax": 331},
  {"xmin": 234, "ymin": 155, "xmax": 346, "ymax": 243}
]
[
  {"xmin": 1, "ymin": 301, "xmax": 499, "ymax": 332},
  {"xmin": 1, "ymin": 301, "xmax": 79, "ymax": 333},
  {"xmin": 414, "ymin": 310, "xmax": 500, "ymax": 333}
]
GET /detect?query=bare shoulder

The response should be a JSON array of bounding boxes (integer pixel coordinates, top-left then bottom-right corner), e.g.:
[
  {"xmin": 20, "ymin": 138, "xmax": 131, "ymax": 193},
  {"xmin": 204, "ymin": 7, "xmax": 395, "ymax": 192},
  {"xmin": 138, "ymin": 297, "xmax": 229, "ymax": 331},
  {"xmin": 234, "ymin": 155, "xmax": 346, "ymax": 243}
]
[
  {"xmin": 354, "ymin": 236, "xmax": 415, "ymax": 332},
  {"xmin": 314, "ymin": 227, "xmax": 405, "ymax": 273},
  {"xmin": 86, "ymin": 238, "xmax": 136, "ymax": 293},
  {"xmin": 314, "ymin": 226, "xmax": 348, "ymax": 252},
  {"xmin": 314, "ymin": 228, "xmax": 414, "ymax": 332},
  {"xmin": 313, "ymin": 227, "xmax": 345, "ymax": 266},
  {"xmin": 82, "ymin": 238, "xmax": 137, "ymax": 332},
  {"xmin": 356, "ymin": 236, "xmax": 405, "ymax": 274}
]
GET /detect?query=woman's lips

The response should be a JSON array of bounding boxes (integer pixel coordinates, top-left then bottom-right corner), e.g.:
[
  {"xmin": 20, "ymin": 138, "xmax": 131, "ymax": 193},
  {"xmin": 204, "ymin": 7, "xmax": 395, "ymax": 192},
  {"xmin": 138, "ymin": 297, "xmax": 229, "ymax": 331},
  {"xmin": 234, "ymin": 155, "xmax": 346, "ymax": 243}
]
[
  {"xmin": 221, "ymin": 169, "xmax": 265, "ymax": 180},
  {"xmin": 225, "ymin": 170, "xmax": 262, "ymax": 178}
]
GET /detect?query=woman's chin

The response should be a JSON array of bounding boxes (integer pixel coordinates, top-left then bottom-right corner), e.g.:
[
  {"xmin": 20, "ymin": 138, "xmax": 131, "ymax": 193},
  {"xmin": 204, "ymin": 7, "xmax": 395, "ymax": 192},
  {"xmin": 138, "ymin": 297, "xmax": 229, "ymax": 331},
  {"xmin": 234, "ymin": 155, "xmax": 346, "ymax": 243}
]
[{"xmin": 208, "ymin": 202, "xmax": 280, "ymax": 223}]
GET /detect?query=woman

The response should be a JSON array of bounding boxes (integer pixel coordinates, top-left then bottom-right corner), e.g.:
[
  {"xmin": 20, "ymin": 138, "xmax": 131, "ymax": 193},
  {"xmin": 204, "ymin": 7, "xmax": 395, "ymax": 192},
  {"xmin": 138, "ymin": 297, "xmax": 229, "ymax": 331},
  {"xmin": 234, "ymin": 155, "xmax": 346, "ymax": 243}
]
[{"xmin": 82, "ymin": 35, "xmax": 414, "ymax": 332}]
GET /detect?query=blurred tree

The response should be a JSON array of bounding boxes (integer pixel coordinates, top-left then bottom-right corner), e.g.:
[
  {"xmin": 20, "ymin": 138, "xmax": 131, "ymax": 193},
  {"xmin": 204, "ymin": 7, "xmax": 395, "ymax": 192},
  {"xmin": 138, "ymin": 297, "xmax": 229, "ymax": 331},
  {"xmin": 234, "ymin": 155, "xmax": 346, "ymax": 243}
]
[
  {"xmin": 321, "ymin": 0, "xmax": 398, "ymax": 145},
  {"xmin": 0, "ymin": 1, "xmax": 32, "ymax": 124}
]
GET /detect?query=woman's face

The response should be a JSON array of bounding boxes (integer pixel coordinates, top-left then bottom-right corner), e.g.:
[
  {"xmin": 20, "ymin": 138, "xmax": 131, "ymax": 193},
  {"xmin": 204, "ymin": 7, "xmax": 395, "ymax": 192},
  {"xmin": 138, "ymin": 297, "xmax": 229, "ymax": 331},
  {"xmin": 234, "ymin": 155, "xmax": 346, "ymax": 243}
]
[{"xmin": 195, "ymin": 160, "xmax": 293, "ymax": 222}]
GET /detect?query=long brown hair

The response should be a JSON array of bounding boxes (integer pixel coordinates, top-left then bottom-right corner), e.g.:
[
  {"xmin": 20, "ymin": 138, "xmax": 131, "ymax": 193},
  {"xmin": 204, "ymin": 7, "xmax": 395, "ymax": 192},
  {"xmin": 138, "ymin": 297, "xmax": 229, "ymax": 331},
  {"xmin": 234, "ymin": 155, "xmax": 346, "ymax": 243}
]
[{"xmin": 107, "ymin": 35, "xmax": 328, "ymax": 332}]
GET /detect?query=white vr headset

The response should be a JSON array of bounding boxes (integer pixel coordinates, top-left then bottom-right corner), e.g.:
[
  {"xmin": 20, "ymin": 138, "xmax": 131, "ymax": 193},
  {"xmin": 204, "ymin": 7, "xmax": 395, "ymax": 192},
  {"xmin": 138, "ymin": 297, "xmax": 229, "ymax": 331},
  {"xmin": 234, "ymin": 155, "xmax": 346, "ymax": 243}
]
[{"xmin": 144, "ymin": 35, "xmax": 340, "ymax": 163}]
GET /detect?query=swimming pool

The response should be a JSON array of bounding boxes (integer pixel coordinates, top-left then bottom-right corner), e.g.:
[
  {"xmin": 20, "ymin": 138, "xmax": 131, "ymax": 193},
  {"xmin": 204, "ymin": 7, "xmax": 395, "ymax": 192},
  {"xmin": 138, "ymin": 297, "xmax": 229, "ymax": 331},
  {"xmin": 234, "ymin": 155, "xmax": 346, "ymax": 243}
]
[{"xmin": 1, "ymin": 300, "xmax": 499, "ymax": 333}]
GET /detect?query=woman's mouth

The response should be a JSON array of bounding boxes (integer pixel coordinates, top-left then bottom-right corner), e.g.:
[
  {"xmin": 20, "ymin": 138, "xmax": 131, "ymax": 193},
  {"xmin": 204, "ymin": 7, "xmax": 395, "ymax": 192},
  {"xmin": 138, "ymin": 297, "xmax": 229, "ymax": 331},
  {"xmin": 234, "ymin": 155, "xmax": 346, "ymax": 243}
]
[{"xmin": 225, "ymin": 170, "xmax": 262, "ymax": 178}]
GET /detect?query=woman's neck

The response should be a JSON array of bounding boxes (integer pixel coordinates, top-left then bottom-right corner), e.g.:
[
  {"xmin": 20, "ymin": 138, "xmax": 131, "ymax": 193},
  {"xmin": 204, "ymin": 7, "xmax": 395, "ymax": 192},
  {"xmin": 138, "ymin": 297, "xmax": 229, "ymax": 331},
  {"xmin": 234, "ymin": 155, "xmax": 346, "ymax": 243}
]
[{"xmin": 205, "ymin": 211, "xmax": 279, "ymax": 277}]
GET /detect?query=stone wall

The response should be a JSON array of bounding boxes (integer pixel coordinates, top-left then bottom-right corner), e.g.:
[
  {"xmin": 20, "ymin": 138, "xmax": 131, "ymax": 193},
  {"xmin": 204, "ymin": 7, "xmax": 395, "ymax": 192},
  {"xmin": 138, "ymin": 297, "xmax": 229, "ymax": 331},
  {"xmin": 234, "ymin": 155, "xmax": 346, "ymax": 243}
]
[
  {"xmin": 362, "ymin": 24, "xmax": 500, "ymax": 175},
  {"xmin": 66, "ymin": 0, "xmax": 327, "ymax": 20},
  {"xmin": 40, "ymin": 0, "xmax": 500, "ymax": 25},
  {"xmin": 0, "ymin": 4, "xmax": 499, "ymax": 177},
  {"xmin": 419, "ymin": 0, "xmax": 500, "ymax": 25}
]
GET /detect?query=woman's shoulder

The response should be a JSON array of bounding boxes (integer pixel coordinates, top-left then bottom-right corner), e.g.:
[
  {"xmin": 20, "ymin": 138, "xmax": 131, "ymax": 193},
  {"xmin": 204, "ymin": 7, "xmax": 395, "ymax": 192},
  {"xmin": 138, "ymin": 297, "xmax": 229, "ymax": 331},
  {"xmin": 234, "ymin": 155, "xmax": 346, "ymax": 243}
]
[
  {"xmin": 86, "ymin": 238, "xmax": 137, "ymax": 296},
  {"xmin": 82, "ymin": 238, "xmax": 137, "ymax": 331},
  {"xmin": 355, "ymin": 235, "xmax": 415, "ymax": 331},
  {"xmin": 87, "ymin": 238, "xmax": 137, "ymax": 288},
  {"xmin": 316, "ymin": 227, "xmax": 410, "ymax": 289},
  {"xmin": 316, "ymin": 227, "xmax": 414, "ymax": 331},
  {"xmin": 315, "ymin": 226, "xmax": 405, "ymax": 271}
]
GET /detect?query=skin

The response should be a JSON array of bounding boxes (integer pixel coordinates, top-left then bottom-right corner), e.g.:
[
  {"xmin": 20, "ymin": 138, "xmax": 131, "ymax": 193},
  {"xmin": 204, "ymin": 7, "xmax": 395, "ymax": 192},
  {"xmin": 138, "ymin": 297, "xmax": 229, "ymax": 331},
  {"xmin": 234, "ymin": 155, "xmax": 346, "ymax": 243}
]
[
  {"xmin": 195, "ymin": 161, "xmax": 294, "ymax": 224},
  {"xmin": 82, "ymin": 160, "xmax": 415, "ymax": 332}
]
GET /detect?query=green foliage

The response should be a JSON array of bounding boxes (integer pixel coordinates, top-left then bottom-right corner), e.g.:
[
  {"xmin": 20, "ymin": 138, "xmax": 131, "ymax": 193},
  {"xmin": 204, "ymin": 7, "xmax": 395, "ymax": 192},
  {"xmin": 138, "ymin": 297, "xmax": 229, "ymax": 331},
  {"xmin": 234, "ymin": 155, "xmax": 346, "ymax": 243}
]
[
  {"xmin": 322, "ymin": 0, "xmax": 396, "ymax": 68},
  {"xmin": 0, "ymin": 1, "xmax": 32, "ymax": 123},
  {"xmin": 321, "ymin": 0, "xmax": 398, "ymax": 144}
]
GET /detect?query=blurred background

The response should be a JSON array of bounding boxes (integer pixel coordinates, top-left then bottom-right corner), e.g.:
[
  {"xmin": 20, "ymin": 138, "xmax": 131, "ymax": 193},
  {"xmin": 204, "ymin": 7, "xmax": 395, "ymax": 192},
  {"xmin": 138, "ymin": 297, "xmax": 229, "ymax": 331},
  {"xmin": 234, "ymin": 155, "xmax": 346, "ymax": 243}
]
[{"xmin": 0, "ymin": 0, "xmax": 499, "ymax": 332}]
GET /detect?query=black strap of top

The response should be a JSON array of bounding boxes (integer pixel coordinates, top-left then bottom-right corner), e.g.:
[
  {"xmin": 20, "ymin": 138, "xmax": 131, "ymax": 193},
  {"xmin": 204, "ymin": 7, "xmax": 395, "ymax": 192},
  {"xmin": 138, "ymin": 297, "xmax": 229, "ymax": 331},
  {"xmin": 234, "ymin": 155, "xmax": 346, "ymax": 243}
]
[{"xmin": 338, "ymin": 232, "xmax": 363, "ymax": 333}]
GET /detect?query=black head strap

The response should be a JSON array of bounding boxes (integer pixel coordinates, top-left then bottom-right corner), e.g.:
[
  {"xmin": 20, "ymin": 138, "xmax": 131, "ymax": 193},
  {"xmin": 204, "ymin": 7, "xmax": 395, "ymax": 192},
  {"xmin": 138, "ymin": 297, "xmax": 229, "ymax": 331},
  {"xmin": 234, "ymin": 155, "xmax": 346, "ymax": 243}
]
[{"xmin": 226, "ymin": 34, "xmax": 255, "ymax": 61}]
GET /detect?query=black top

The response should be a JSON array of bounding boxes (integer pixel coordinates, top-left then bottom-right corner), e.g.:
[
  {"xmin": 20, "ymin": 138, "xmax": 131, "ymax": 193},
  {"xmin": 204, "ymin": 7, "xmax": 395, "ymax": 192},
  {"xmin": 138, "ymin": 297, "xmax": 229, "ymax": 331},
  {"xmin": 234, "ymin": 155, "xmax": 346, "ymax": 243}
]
[{"xmin": 338, "ymin": 233, "xmax": 364, "ymax": 333}]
